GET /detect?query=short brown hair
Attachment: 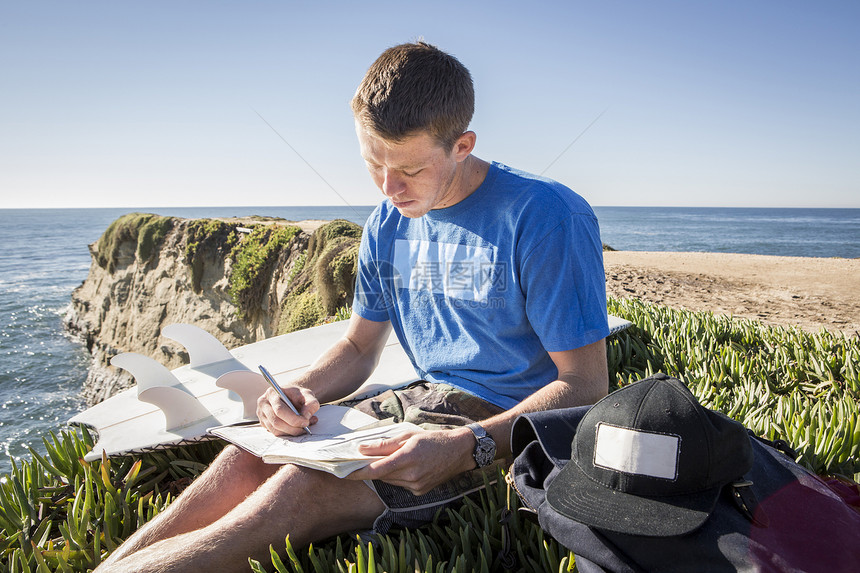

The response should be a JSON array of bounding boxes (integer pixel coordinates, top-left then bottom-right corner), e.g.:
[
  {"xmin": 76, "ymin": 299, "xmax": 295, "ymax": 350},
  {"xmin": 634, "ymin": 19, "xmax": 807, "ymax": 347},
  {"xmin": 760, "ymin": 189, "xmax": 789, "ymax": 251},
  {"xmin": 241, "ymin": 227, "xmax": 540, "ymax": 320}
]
[{"xmin": 351, "ymin": 41, "xmax": 474, "ymax": 150}]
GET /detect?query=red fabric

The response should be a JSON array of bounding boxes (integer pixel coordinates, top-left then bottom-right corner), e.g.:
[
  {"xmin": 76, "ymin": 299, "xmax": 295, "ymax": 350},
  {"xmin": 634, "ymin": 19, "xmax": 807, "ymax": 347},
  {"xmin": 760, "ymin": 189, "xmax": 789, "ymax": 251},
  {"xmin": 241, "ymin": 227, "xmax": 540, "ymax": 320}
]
[
  {"xmin": 749, "ymin": 476, "xmax": 860, "ymax": 572},
  {"xmin": 822, "ymin": 476, "xmax": 860, "ymax": 513}
]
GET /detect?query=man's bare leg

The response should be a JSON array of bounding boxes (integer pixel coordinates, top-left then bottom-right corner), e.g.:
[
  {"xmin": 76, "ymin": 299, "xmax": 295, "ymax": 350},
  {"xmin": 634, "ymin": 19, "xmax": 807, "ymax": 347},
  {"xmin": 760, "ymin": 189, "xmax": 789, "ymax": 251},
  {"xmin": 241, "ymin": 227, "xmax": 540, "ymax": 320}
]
[
  {"xmin": 97, "ymin": 447, "xmax": 386, "ymax": 573},
  {"xmin": 99, "ymin": 446, "xmax": 279, "ymax": 566}
]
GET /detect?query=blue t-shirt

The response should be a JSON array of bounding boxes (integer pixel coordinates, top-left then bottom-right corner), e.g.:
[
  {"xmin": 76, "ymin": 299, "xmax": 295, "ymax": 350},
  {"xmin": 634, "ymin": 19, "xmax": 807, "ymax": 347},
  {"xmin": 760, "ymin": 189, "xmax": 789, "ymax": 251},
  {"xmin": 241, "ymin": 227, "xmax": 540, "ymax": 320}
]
[{"xmin": 353, "ymin": 162, "xmax": 609, "ymax": 409}]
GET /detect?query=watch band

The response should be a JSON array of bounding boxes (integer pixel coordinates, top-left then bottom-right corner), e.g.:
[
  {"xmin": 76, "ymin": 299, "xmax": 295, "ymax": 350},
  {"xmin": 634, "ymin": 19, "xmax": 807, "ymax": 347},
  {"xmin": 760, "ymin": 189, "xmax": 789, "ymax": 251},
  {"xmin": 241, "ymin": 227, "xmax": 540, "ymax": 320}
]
[{"xmin": 467, "ymin": 422, "xmax": 488, "ymax": 439}]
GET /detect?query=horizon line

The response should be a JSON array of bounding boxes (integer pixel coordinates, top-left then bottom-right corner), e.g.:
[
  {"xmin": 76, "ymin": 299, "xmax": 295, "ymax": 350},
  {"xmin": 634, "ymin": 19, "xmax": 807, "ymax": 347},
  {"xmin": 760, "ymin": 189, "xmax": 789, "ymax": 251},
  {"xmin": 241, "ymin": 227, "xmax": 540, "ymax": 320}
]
[{"xmin": 1, "ymin": 204, "xmax": 859, "ymax": 211}]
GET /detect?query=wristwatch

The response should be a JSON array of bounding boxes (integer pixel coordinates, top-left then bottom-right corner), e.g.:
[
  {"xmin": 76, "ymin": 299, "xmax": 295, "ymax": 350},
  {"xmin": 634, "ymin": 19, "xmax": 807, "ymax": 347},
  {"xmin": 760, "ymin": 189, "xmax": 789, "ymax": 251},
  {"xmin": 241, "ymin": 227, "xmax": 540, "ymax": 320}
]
[{"xmin": 467, "ymin": 423, "xmax": 496, "ymax": 468}]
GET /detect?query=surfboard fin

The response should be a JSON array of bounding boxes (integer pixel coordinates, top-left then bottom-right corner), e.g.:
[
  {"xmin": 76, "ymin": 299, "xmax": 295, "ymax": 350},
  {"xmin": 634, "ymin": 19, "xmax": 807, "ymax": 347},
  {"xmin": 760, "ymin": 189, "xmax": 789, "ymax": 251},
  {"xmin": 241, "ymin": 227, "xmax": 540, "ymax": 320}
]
[
  {"xmin": 162, "ymin": 323, "xmax": 235, "ymax": 368},
  {"xmin": 215, "ymin": 370, "xmax": 269, "ymax": 419},
  {"xmin": 111, "ymin": 353, "xmax": 213, "ymax": 431}
]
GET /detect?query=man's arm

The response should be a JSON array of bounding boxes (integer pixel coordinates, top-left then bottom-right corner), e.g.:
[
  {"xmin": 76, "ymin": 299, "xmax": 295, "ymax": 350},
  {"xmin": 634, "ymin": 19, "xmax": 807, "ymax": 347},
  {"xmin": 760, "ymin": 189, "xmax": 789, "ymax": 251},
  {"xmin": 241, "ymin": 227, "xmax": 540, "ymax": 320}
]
[
  {"xmin": 349, "ymin": 338, "xmax": 608, "ymax": 494},
  {"xmin": 480, "ymin": 337, "xmax": 608, "ymax": 458},
  {"xmin": 257, "ymin": 313, "xmax": 392, "ymax": 436}
]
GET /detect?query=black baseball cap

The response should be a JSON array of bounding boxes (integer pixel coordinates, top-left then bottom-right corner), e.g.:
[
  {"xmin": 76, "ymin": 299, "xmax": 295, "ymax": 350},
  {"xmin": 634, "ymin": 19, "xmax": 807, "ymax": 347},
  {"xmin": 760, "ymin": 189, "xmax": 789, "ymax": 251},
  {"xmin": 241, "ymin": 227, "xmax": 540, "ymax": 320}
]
[{"xmin": 546, "ymin": 373, "xmax": 753, "ymax": 537}]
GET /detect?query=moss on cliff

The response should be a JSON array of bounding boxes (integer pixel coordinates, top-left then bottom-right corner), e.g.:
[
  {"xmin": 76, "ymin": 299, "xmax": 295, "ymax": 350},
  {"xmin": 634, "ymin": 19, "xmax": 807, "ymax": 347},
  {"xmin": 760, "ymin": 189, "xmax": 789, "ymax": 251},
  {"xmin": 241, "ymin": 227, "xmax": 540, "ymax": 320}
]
[
  {"xmin": 229, "ymin": 224, "xmax": 300, "ymax": 318},
  {"xmin": 181, "ymin": 219, "xmax": 303, "ymax": 318},
  {"xmin": 280, "ymin": 288, "xmax": 327, "ymax": 332},
  {"xmin": 278, "ymin": 219, "xmax": 362, "ymax": 334},
  {"xmin": 93, "ymin": 214, "xmax": 357, "ymax": 336},
  {"xmin": 96, "ymin": 213, "xmax": 175, "ymax": 273},
  {"xmin": 183, "ymin": 220, "xmax": 241, "ymax": 293},
  {"xmin": 315, "ymin": 238, "xmax": 359, "ymax": 313}
]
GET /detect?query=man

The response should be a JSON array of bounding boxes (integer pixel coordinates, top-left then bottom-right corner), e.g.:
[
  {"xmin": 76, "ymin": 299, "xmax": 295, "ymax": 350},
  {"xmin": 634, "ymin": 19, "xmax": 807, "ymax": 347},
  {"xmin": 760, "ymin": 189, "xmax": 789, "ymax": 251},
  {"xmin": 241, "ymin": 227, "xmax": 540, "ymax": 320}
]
[{"xmin": 98, "ymin": 41, "xmax": 609, "ymax": 572}]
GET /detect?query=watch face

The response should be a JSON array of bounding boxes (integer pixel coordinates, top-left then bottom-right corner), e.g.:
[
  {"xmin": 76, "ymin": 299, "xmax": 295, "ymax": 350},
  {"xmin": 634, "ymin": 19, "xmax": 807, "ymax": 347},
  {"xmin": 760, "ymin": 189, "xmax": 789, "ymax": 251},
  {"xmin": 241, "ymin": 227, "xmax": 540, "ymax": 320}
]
[{"xmin": 474, "ymin": 438, "xmax": 496, "ymax": 467}]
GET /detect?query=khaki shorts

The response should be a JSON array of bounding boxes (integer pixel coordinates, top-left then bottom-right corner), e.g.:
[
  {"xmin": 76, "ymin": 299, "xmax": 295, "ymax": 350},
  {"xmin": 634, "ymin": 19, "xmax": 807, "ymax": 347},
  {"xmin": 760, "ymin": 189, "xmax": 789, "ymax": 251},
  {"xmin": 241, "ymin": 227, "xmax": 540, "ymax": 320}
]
[{"xmin": 340, "ymin": 381, "xmax": 506, "ymax": 533}]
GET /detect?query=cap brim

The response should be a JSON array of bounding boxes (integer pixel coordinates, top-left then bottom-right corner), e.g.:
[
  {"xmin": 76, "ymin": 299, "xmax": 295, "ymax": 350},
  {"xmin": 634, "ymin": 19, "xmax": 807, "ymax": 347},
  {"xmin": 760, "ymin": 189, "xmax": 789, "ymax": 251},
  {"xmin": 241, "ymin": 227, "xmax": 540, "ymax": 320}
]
[{"xmin": 546, "ymin": 458, "xmax": 720, "ymax": 537}]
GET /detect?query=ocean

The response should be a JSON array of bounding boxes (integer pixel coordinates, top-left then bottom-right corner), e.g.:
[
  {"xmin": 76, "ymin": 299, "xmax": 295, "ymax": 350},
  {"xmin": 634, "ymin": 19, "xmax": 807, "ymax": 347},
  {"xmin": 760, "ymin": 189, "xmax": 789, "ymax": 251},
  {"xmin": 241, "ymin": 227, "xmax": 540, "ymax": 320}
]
[
  {"xmin": 594, "ymin": 207, "xmax": 860, "ymax": 258},
  {"xmin": 0, "ymin": 206, "xmax": 857, "ymax": 475}
]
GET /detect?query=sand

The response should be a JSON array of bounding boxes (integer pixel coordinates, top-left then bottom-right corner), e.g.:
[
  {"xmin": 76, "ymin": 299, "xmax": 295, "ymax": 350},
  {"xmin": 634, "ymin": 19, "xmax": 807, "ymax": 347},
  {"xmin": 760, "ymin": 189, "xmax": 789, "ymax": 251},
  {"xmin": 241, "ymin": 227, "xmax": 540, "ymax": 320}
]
[{"xmin": 604, "ymin": 251, "xmax": 860, "ymax": 337}]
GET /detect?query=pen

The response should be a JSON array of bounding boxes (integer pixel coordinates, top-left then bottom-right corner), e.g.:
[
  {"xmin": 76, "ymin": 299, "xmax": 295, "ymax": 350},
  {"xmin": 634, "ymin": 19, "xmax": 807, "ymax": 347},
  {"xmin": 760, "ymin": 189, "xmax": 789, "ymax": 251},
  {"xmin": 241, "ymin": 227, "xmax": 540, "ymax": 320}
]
[{"xmin": 258, "ymin": 365, "xmax": 312, "ymax": 435}]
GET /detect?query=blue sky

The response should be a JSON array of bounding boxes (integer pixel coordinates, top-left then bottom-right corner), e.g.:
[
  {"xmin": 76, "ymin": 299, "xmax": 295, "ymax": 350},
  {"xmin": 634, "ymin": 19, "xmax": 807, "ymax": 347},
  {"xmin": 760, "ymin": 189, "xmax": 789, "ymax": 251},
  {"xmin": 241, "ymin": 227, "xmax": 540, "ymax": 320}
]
[{"xmin": 2, "ymin": 1, "xmax": 858, "ymax": 209}]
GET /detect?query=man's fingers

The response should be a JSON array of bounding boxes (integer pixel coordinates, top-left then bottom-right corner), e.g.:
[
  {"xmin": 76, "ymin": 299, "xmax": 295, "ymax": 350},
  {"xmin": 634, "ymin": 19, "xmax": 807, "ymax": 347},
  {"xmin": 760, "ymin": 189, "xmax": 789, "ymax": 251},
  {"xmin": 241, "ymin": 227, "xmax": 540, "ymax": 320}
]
[
  {"xmin": 258, "ymin": 404, "xmax": 306, "ymax": 437},
  {"xmin": 283, "ymin": 386, "xmax": 321, "ymax": 418},
  {"xmin": 270, "ymin": 395, "xmax": 312, "ymax": 426},
  {"xmin": 357, "ymin": 434, "xmax": 410, "ymax": 456},
  {"xmin": 349, "ymin": 431, "xmax": 423, "ymax": 481},
  {"xmin": 256, "ymin": 387, "xmax": 318, "ymax": 435},
  {"xmin": 348, "ymin": 456, "xmax": 431, "ymax": 495}
]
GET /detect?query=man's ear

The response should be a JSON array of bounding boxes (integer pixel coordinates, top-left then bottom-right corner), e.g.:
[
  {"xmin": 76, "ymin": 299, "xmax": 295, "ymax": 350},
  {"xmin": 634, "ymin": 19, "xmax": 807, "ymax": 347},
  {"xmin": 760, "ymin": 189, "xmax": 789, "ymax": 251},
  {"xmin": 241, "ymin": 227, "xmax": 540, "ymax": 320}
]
[{"xmin": 452, "ymin": 131, "xmax": 477, "ymax": 161}]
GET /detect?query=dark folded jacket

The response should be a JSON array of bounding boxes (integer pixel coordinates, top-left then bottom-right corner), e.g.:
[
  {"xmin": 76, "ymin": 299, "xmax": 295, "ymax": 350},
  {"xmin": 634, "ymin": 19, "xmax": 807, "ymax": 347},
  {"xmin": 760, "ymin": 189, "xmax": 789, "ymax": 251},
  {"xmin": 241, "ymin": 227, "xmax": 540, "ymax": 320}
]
[{"xmin": 510, "ymin": 407, "xmax": 860, "ymax": 573}]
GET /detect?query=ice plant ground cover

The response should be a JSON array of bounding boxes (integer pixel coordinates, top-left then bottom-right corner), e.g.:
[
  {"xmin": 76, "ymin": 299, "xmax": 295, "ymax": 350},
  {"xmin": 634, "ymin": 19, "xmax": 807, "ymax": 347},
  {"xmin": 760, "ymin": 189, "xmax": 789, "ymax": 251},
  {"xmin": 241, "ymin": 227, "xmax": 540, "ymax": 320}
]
[{"xmin": 0, "ymin": 297, "xmax": 857, "ymax": 572}]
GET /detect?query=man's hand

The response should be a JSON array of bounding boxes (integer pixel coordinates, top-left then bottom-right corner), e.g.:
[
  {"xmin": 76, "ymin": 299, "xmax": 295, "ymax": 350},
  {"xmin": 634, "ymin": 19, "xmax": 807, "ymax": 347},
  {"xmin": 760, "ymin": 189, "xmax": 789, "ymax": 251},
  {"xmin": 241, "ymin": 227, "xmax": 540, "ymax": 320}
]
[
  {"xmin": 346, "ymin": 427, "xmax": 477, "ymax": 495},
  {"xmin": 256, "ymin": 386, "xmax": 320, "ymax": 436}
]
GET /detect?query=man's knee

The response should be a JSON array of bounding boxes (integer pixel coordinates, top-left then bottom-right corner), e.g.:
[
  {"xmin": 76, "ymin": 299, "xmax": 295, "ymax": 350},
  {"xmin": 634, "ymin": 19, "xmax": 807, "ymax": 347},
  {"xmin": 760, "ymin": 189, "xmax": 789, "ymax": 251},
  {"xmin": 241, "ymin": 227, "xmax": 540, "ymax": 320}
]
[
  {"xmin": 211, "ymin": 444, "xmax": 278, "ymax": 486},
  {"xmin": 207, "ymin": 448, "xmax": 382, "ymax": 521},
  {"xmin": 240, "ymin": 464, "xmax": 384, "ymax": 542}
]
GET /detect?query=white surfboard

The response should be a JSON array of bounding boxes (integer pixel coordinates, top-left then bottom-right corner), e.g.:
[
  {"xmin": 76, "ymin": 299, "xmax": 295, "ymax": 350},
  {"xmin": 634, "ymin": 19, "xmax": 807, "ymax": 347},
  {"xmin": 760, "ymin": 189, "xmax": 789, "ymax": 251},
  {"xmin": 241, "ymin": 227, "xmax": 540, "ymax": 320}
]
[{"xmin": 69, "ymin": 315, "xmax": 632, "ymax": 461}]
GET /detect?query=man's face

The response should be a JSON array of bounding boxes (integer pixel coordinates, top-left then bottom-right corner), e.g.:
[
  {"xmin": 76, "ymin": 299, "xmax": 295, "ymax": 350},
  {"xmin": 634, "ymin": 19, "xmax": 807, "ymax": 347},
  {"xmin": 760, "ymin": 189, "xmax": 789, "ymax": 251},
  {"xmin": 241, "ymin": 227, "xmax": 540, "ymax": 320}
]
[{"xmin": 356, "ymin": 124, "xmax": 466, "ymax": 219}]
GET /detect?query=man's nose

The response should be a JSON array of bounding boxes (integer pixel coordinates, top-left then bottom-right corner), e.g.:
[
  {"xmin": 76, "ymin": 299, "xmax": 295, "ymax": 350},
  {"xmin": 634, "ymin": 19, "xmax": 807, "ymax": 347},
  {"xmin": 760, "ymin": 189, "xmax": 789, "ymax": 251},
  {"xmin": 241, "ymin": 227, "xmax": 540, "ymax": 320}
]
[{"xmin": 381, "ymin": 169, "xmax": 405, "ymax": 197}]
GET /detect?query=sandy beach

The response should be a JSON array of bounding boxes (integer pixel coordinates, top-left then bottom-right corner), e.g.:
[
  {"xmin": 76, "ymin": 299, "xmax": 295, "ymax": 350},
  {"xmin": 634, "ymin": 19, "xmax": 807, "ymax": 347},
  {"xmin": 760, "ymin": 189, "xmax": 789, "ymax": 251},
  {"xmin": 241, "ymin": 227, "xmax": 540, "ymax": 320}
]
[{"xmin": 604, "ymin": 251, "xmax": 860, "ymax": 337}]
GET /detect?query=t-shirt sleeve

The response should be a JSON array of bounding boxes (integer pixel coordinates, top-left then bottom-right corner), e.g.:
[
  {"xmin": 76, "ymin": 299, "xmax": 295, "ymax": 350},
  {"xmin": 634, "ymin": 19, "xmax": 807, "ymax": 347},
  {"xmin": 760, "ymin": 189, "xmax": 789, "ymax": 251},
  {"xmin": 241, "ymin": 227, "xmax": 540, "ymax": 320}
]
[
  {"xmin": 520, "ymin": 213, "xmax": 609, "ymax": 351},
  {"xmin": 352, "ymin": 213, "xmax": 392, "ymax": 323}
]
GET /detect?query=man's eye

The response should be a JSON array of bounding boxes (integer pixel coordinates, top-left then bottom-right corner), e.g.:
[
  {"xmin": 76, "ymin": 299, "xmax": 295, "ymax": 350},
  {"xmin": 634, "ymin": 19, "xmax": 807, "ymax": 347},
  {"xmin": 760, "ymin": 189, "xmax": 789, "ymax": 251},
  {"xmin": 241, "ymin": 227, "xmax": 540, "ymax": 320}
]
[{"xmin": 404, "ymin": 170, "xmax": 422, "ymax": 177}]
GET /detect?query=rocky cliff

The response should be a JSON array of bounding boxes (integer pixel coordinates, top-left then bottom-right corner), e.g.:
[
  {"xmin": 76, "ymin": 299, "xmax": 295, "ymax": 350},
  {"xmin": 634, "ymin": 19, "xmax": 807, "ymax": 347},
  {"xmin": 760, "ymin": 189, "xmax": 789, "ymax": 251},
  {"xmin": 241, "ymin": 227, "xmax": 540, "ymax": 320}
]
[{"xmin": 64, "ymin": 213, "xmax": 361, "ymax": 406}]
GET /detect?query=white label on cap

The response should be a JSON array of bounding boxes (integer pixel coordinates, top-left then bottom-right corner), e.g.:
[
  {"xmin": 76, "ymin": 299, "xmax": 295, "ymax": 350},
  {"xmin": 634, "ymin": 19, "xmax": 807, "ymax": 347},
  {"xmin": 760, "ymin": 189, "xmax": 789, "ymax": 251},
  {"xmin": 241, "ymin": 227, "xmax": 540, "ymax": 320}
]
[{"xmin": 594, "ymin": 423, "xmax": 680, "ymax": 480}]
